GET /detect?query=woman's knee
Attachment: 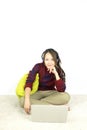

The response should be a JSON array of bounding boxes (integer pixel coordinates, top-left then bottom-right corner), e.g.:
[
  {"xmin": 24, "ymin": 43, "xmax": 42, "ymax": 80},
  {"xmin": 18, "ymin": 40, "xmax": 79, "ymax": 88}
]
[
  {"xmin": 19, "ymin": 97, "xmax": 24, "ymax": 108},
  {"xmin": 61, "ymin": 92, "xmax": 70, "ymax": 104}
]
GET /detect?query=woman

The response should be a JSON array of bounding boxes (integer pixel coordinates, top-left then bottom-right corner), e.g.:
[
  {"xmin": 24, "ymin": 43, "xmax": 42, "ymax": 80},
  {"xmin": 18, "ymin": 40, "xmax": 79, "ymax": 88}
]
[{"xmin": 20, "ymin": 48, "xmax": 70, "ymax": 114}]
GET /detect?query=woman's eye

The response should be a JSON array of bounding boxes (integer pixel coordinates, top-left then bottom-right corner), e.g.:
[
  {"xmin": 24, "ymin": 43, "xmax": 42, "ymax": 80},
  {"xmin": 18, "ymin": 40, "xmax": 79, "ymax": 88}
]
[{"xmin": 45, "ymin": 59, "xmax": 54, "ymax": 61}]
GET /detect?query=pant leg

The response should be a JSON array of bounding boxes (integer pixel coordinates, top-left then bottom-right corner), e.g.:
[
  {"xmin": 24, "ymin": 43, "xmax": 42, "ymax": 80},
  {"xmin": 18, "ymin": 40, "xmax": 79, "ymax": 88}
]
[
  {"xmin": 19, "ymin": 91, "xmax": 70, "ymax": 107},
  {"xmin": 19, "ymin": 91, "xmax": 53, "ymax": 107},
  {"xmin": 19, "ymin": 97, "xmax": 25, "ymax": 107},
  {"xmin": 30, "ymin": 90, "xmax": 56, "ymax": 99},
  {"xmin": 30, "ymin": 90, "xmax": 56, "ymax": 105},
  {"xmin": 41, "ymin": 91, "xmax": 70, "ymax": 105}
]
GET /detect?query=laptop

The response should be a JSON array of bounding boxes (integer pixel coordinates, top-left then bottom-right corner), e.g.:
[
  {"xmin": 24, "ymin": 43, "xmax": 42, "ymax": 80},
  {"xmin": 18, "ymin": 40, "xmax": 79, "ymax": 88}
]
[{"xmin": 31, "ymin": 105, "xmax": 68, "ymax": 123}]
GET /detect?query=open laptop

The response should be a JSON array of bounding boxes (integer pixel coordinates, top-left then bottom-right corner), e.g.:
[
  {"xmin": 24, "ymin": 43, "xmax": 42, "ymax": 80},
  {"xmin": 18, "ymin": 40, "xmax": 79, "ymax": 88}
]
[{"xmin": 31, "ymin": 105, "xmax": 68, "ymax": 123}]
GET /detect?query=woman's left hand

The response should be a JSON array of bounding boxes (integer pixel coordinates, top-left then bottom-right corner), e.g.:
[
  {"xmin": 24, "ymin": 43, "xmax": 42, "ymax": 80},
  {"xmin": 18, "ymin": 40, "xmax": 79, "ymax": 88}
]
[
  {"xmin": 48, "ymin": 66, "xmax": 60, "ymax": 80},
  {"xmin": 47, "ymin": 66, "xmax": 57, "ymax": 74}
]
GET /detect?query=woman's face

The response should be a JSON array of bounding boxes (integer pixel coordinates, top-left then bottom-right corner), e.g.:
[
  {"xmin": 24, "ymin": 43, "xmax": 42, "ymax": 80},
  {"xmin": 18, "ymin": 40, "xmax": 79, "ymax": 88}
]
[{"xmin": 44, "ymin": 52, "xmax": 55, "ymax": 69}]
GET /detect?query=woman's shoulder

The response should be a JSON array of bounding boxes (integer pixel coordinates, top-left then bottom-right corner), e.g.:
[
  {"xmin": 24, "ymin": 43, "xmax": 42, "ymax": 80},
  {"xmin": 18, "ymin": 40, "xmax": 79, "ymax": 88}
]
[
  {"xmin": 33, "ymin": 62, "xmax": 45, "ymax": 70},
  {"xmin": 34, "ymin": 62, "xmax": 44, "ymax": 67}
]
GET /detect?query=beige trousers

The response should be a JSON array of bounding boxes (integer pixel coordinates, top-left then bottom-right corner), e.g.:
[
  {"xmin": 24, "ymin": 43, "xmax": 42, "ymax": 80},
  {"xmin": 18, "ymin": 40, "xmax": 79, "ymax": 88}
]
[{"xmin": 19, "ymin": 90, "xmax": 70, "ymax": 107}]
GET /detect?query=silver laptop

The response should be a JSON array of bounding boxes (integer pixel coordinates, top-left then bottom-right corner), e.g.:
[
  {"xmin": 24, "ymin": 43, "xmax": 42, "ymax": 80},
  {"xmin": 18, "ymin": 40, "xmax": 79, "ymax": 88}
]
[{"xmin": 31, "ymin": 105, "xmax": 68, "ymax": 123}]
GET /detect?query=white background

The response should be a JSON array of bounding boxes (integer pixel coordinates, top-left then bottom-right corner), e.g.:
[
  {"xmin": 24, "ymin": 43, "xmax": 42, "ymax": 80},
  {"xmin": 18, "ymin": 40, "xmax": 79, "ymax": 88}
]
[{"xmin": 0, "ymin": 0, "xmax": 87, "ymax": 95}]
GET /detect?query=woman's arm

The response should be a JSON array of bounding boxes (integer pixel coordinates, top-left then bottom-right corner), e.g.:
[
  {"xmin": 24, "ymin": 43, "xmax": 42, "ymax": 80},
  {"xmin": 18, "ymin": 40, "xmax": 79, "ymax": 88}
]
[
  {"xmin": 24, "ymin": 64, "xmax": 40, "ymax": 114},
  {"xmin": 48, "ymin": 66, "xmax": 66, "ymax": 92},
  {"xmin": 24, "ymin": 87, "xmax": 31, "ymax": 114}
]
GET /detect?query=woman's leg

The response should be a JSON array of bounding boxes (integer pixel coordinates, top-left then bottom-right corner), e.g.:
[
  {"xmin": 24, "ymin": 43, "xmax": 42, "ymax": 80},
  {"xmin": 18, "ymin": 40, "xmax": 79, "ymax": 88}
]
[
  {"xmin": 30, "ymin": 90, "xmax": 56, "ymax": 104},
  {"xmin": 41, "ymin": 91, "xmax": 70, "ymax": 105},
  {"xmin": 19, "ymin": 90, "xmax": 70, "ymax": 107},
  {"xmin": 19, "ymin": 90, "xmax": 54, "ymax": 107}
]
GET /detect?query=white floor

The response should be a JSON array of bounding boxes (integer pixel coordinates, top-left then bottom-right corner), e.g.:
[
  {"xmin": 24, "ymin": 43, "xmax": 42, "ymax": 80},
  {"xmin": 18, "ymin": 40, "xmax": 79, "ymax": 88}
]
[{"xmin": 0, "ymin": 95, "xmax": 87, "ymax": 130}]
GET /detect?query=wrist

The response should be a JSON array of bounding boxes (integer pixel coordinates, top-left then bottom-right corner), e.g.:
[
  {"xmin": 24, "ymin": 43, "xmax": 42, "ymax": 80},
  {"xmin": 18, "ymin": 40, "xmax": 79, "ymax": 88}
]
[{"xmin": 55, "ymin": 72, "xmax": 60, "ymax": 80}]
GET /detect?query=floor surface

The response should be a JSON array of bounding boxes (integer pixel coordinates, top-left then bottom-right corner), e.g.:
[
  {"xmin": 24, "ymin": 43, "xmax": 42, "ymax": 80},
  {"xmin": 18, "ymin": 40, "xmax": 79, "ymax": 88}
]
[{"xmin": 0, "ymin": 95, "xmax": 87, "ymax": 130}]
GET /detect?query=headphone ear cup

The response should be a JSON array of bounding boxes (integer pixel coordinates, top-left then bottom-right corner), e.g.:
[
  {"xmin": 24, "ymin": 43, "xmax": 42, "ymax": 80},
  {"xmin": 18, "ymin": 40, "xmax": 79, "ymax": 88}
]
[
  {"xmin": 56, "ymin": 54, "xmax": 59, "ymax": 62},
  {"xmin": 41, "ymin": 53, "xmax": 44, "ymax": 60}
]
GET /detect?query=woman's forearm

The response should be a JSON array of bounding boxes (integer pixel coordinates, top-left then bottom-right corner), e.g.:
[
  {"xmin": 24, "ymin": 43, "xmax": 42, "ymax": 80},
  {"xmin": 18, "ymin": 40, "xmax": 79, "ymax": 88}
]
[
  {"xmin": 25, "ymin": 87, "xmax": 31, "ymax": 98},
  {"xmin": 54, "ymin": 72, "xmax": 60, "ymax": 80},
  {"xmin": 24, "ymin": 87, "xmax": 31, "ymax": 114}
]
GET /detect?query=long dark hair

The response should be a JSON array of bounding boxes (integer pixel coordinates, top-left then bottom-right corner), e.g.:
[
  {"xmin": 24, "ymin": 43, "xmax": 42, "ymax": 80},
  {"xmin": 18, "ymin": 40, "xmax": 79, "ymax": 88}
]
[{"xmin": 41, "ymin": 48, "xmax": 66, "ymax": 82}]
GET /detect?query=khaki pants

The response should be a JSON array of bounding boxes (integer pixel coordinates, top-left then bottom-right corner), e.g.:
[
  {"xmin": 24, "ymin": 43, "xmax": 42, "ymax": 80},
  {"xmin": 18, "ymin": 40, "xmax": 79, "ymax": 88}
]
[{"xmin": 19, "ymin": 90, "xmax": 70, "ymax": 107}]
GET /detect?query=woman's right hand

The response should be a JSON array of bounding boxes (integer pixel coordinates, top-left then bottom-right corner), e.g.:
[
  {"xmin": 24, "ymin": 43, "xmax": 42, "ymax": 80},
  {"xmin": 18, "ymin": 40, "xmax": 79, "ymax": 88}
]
[{"xmin": 24, "ymin": 97, "xmax": 31, "ymax": 114}]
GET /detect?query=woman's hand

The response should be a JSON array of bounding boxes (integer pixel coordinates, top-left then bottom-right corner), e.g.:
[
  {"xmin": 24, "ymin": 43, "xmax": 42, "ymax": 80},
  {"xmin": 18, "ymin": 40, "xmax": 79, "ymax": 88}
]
[
  {"xmin": 47, "ymin": 66, "xmax": 57, "ymax": 74},
  {"xmin": 48, "ymin": 66, "xmax": 60, "ymax": 80}
]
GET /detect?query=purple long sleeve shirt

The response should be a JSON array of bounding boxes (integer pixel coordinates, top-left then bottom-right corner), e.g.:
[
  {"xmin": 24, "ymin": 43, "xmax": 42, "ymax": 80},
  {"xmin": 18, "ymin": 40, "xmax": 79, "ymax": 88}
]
[{"xmin": 24, "ymin": 63, "xmax": 66, "ymax": 92}]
